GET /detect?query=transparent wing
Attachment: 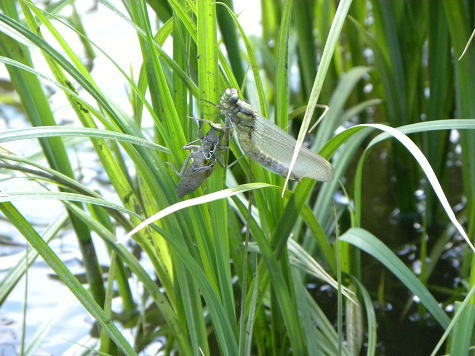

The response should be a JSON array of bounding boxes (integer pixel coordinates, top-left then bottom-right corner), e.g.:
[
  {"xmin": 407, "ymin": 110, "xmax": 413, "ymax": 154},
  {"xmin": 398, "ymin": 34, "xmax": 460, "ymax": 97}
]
[{"xmin": 251, "ymin": 116, "xmax": 334, "ymax": 181}]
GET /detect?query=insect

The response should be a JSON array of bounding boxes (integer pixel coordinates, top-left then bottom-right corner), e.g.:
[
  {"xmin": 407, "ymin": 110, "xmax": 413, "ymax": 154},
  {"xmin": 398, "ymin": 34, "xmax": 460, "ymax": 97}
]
[
  {"xmin": 219, "ymin": 88, "xmax": 334, "ymax": 182},
  {"xmin": 168, "ymin": 127, "xmax": 226, "ymax": 198}
]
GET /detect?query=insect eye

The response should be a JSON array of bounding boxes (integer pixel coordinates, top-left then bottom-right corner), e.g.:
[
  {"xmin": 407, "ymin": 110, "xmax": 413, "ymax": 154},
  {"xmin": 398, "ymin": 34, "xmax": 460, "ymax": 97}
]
[{"xmin": 228, "ymin": 93, "xmax": 239, "ymax": 105}]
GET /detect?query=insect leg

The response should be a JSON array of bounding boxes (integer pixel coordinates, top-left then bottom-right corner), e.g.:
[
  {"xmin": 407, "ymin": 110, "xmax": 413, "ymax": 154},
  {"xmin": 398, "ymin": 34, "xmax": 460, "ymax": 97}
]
[{"xmin": 166, "ymin": 154, "xmax": 193, "ymax": 177}]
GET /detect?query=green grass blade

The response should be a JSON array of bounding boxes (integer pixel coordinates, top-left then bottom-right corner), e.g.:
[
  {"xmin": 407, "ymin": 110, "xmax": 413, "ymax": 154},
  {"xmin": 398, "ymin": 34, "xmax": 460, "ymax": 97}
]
[
  {"xmin": 430, "ymin": 286, "xmax": 475, "ymax": 356},
  {"xmin": 340, "ymin": 227, "xmax": 450, "ymax": 328},
  {"xmin": 292, "ymin": 1, "xmax": 317, "ymax": 97},
  {"xmin": 216, "ymin": 0, "xmax": 245, "ymax": 86},
  {"xmin": 0, "ymin": 126, "xmax": 168, "ymax": 153},
  {"xmin": 449, "ymin": 302, "xmax": 475, "ymax": 356},
  {"xmin": 350, "ymin": 276, "xmax": 377, "ymax": 356},
  {"xmin": 274, "ymin": 0, "xmax": 292, "ymax": 130}
]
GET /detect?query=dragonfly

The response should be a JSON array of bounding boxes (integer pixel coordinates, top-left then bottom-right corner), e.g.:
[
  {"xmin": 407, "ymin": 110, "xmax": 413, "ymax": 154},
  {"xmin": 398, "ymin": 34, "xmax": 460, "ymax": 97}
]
[
  {"xmin": 218, "ymin": 88, "xmax": 334, "ymax": 182},
  {"xmin": 168, "ymin": 127, "xmax": 226, "ymax": 198}
]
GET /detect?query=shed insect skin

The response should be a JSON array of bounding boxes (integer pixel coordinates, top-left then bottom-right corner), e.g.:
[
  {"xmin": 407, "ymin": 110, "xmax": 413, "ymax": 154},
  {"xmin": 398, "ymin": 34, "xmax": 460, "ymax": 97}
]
[
  {"xmin": 218, "ymin": 88, "xmax": 334, "ymax": 182},
  {"xmin": 168, "ymin": 128, "xmax": 225, "ymax": 198}
]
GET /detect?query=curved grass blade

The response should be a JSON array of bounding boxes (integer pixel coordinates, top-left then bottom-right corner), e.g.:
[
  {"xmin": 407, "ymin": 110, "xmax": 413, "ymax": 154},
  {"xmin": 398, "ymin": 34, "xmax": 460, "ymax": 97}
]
[
  {"xmin": 362, "ymin": 123, "xmax": 474, "ymax": 252},
  {"xmin": 121, "ymin": 183, "xmax": 274, "ymax": 242}
]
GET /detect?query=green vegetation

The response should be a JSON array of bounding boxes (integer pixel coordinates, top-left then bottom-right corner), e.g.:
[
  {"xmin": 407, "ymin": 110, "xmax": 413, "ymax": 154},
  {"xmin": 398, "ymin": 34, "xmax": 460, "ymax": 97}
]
[{"xmin": 0, "ymin": 0, "xmax": 474, "ymax": 354}]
